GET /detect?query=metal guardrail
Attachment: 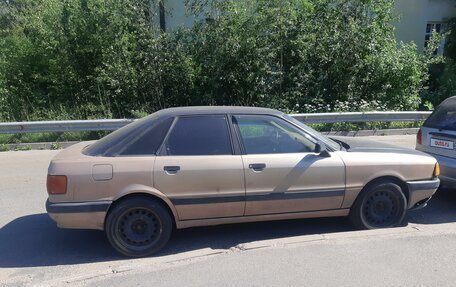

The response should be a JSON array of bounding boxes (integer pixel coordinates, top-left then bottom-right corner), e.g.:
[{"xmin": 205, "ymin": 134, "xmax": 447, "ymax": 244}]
[
  {"xmin": 290, "ymin": 111, "xmax": 432, "ymax": 123},
  {"xmin": 0, "ymin": 111, "xmax": 432, "ymax": 134},
  {"xmin": 0, "ymin": 119, "xmax": 135, "ymax": 134}
]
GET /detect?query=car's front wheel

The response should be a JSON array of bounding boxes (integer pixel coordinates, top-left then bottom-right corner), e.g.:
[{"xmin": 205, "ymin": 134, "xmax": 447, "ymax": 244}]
[
  {"xmin": 105, "ymin": 197, "xmax": 173, "ymax": 257},
  {"xmin": 349, "ymin": 181, "xmax": 407, "ymax": 229}
]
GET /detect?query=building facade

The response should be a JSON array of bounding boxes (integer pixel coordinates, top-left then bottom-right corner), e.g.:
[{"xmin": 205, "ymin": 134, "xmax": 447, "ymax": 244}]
[
  {"xmin": 394, "ymin": 0, "xmax": 456, "ymax": 53},
  {"xmin": 158, "ymin": 0, "xmax": 456, "ymax": 53}
]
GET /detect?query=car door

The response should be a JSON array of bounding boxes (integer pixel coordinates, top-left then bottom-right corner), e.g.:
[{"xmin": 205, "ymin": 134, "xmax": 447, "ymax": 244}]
[
  {"xmin": 154, "ymin": 115, "xmax": 246, "ymax": 220},
  {"xmin": 233, "ymin": 115, "xmax": 346, "ymax": 216}
]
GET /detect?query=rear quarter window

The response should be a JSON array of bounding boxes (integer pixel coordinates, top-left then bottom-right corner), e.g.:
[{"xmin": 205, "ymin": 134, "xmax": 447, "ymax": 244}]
[
  {"xmin": 118, "ymin": 117, "xmax": 174, "ymax": 156},
  {"xmin": 83, "ymin": 115, "xmax": 173, "ymax": 156}
]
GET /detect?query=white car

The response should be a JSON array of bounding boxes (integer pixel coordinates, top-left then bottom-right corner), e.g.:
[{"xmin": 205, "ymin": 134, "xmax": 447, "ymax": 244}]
[{"xmin": 416, "ymin": 96, "xmax": 456, "ymax": 188}]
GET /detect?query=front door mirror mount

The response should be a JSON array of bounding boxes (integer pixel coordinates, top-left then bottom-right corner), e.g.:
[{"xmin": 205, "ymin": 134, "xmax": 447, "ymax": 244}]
[{"xmin": 315, "ymin": 142, "xmax": 331, "ymax": 157}]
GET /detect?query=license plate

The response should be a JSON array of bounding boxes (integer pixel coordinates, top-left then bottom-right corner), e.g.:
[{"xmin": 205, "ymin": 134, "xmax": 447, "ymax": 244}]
[{"xmin": 430, "ymin": 138, "xmax": 454, "ymax": 150}]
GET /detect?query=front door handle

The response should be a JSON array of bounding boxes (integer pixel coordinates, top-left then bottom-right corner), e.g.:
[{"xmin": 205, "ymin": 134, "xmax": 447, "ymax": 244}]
[
  {"xmin": 249, "ymin": 163, "xmax": 266, "ymax": 172},
  {"xmin": 164, "ymin": 166, "xmax": 180, "ymax": 174}
]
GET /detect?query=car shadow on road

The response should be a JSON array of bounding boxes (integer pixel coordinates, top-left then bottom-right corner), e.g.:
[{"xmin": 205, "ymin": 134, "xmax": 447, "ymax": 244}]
[
  {"xmin": 163, "ymin": 217, "xmax": 352, "ymax": 257},
  {"xmin": 407, "ymin": 187, "xmax": 456, "ymax": 225},
  {"xmin": 0, "ymin": 213, "xmax": 353, "ymax": 268},
  {"xmin": 1, "ymin": 189, "xmax": 455, "ymax": 268},
  {"xmin": 0, "ymin": 214, "xmax": 120, "ymax": 268}
]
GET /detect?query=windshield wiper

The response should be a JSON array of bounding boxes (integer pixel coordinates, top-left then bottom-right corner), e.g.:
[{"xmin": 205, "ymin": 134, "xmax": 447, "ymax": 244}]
[{"xmin": 331, "ymin": 138, "xmax": 349, "ymax": 151}]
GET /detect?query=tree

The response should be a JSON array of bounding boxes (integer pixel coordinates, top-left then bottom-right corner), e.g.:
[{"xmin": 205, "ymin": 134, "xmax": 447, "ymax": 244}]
[
  {"xmin": 0, "ymin": 0, "xmax": 194, "ymax": 120},
  {"xmin": 436, "ymin": 17, "xmax": 456, "ymax": 104},
  {"xmin": 0, "ymin": 0, "xmax": 438, "ymax": 121},
  {"xmin": 184, "ymin": 0, "xmax": 435, "ymax": 112}
]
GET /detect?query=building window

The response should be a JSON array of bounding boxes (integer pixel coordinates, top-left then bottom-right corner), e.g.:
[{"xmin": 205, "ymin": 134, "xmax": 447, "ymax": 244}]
[{"xmin": 424, "ymin": 22, "xmax": 444, "ymax": 55}]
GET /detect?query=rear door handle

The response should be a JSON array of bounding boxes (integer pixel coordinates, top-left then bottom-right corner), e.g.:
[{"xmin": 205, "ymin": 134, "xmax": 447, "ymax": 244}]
[
  {"xmin": 249, "ymin": 163, "xmax": 266, "ymax": 172},
  {"xmin": 164, "ymin": 166, "xmax": 180, "ymax": 174}
]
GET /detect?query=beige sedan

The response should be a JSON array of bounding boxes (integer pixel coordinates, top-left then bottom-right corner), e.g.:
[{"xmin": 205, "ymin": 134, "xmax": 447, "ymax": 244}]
[{"xmin": 46, "ymin": 107, "xmax": 440, "ymax": 257}]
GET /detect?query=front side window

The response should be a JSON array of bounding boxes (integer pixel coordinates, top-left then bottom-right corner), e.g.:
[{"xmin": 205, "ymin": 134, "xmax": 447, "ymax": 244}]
[
  {"xmin": 234, "ymin": 115, "xmax": 316, "ymax": 154},
  {"xmin": 162, "ymin": 115, "xmax": 232, "ymax": 156}
]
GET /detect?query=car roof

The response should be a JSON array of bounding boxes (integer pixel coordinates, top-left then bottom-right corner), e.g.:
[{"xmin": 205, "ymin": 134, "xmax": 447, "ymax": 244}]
[
  {"xmin": 82, "ymin": 106, "xmax": 288, "ymax": 157},
  {"xmin": 152, "ymin": 106, "xmax": 284, "ymax": 118},
  {"xmin": 441, "ymin": 96, "xmax": 456, "ymax": 106}
]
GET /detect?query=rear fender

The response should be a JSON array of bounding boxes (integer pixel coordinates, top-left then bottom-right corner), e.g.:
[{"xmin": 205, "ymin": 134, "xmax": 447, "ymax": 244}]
[{"xmin": 113, "ymin": 184, "xmax": 179, "ymax": 221}]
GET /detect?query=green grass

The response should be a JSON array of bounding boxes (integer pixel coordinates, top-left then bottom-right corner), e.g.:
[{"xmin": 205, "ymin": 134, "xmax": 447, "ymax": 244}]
[
  {"xmin": 308, "ymin": 121, "xmax": 423, "ymax": 132},
  {"xmin": 0, "ymin": 143, "xmax": 10, "ymax": 151},
  {"xmin": 0, "ymin": 131, "xmax": 110, "ymax": 145},
  {"xmin": 14, "ymin": 144, "xmax": 32, "ymax": 151},
  {"xmin": 50, "ymin": 142, "xmax": 62, "ymax": 150}
]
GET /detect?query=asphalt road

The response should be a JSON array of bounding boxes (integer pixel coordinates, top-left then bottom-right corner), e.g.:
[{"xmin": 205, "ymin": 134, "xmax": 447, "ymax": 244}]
[{"xmin": 1, "ymin": 135, "xmax": 456, "ymax": 287}]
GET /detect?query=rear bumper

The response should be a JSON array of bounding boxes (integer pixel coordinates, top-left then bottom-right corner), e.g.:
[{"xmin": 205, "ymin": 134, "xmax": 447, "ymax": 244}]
[
  {"xmin": 46, "ymin": 199, "xmax": 111, "ymax": 230},
  {"xmin": 406, "ymin": 178, "xmax": 440, "ymax": 209}
]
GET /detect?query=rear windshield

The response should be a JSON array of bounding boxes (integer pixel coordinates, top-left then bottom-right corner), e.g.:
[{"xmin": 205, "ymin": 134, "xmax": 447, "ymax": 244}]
[{"xmin": 424, "ymin": 97, "xmax": 456, "ymax": 131}]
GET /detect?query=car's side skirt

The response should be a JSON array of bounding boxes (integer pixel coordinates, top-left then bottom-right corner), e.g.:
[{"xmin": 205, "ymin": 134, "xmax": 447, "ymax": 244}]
[
  {"xmin": 170, "ymin": 189, "xmax": 345, "ymax": 205},
  {"xmin": 175, "ymin": 208, "xmax": 350, "ymax": 229}
]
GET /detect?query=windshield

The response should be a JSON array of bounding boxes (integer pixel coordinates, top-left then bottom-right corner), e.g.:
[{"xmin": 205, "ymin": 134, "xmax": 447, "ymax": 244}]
[
  {"xmin": 283, "ymin": 114, "xmax": 340, "ymax": 151},
  {"xmin": 424, "ymin": 97, "xmax": 456, "ymax": 131}
]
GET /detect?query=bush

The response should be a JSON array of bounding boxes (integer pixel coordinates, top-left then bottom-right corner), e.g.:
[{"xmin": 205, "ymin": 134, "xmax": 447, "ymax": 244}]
[
  {"xmin": 432, "ymin": 17, "xmax": 456, "ymax": 105},
  {"xmin": 0, "ymin": 0, "xmax": 194, "ymax": 120},
  {"xmin": 0, "ymin": 0, "xmax": 436, "ymax": 121},
  {"xmin": 183, "ymin": 0, "xmax": 436, "ymax": 112}
]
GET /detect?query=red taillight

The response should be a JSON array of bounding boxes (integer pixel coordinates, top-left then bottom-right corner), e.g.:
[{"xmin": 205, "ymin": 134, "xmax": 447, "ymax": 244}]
[
  {"xmin": 47, "ymin": 175, "xmax": 67, "ymax": 195},
  {"xmin": 416, "ymin": 128, "xmax": 422, "ymax": 145}
]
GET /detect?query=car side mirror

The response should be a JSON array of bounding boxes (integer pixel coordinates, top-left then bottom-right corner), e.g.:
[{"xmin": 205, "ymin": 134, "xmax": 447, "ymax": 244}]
[{"xmin": 315, "ymin": 142, "xmax": 331, "ymax": 157}]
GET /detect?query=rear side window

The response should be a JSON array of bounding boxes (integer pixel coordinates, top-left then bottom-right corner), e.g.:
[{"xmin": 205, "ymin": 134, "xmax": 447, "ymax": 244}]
[
  {"xmin": 424, "ymin": 97, "xmax": 456, "ymax": 131},
  {"xmin": 119, "ymin": 117, "xmax": 174, "ymax": 156},
  {"xmin": 162, "ymin": 115, "xmax": 232, "ymax": 156}
]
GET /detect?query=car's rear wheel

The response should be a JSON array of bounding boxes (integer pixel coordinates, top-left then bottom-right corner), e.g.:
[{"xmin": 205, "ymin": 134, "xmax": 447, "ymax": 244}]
[
  {"xmin": 350, "ymin": 181, "xmax": 407, "ymax": 229},
  {"xmin": 105, "ymin": 197, "xmax": 173, "ymax": 257}
]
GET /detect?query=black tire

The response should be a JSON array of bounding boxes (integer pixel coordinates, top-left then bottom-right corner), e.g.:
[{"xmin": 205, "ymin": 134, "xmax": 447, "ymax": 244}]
[
  {"xmin": 349, "ymin": 181, "xmax": 407, "ymax": 229},
  {"xmin": 105, "ymin": 197, "xmax": 173, "ymax": 257}
]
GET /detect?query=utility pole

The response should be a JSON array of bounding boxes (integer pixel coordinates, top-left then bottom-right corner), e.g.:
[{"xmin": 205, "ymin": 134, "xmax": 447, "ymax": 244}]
[{"xmin": 159, "ymin": 0, "xmax": 166, "ymax": 32}]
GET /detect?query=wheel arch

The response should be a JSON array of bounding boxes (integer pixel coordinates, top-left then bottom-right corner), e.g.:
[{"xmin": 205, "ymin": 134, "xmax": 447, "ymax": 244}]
[
  {"xmin": 348, "ymin": 175, "xmax": 410, "ymax": 229},
  {"xmin": 106, "ymin": 189, "xmax": 179, "ymax": 229},
  {"xmin": 357, "ymin": 176, "xmax": 410, "ymax": 205}
]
